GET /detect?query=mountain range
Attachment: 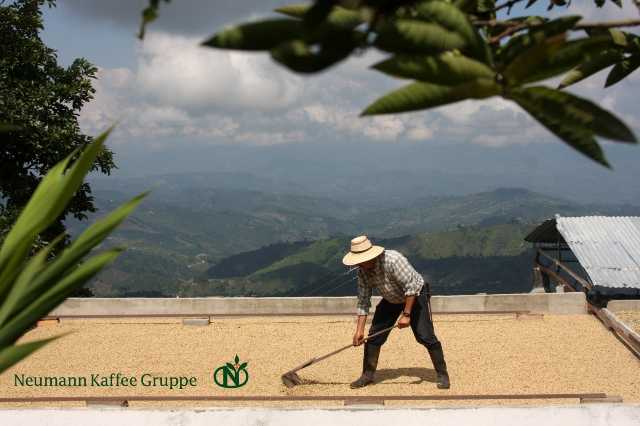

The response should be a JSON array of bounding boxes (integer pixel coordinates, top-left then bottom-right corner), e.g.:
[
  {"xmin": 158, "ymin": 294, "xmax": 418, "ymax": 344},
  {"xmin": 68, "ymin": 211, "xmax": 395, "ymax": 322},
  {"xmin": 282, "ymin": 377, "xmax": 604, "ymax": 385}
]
[{"xmin": 69, "ymin": 176, "xmax": 640, "ymax": 298}]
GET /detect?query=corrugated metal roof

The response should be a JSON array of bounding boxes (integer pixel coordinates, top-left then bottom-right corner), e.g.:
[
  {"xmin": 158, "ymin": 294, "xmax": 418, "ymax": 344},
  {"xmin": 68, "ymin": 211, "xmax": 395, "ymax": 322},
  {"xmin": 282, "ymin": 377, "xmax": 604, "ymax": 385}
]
[{"xmin": 555, "ymin": 216, "xmax": 640, "ymax": 290}]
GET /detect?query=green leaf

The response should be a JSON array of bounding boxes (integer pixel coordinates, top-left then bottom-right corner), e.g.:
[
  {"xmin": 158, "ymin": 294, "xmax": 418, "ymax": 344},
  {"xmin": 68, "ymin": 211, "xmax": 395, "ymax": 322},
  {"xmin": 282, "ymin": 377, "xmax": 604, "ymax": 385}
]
[
  {"xmin": 0, "ymin": 129, "xmax": 111, "ymax": 301},
  {"xmin": 503, "ymin": 35, "xmax": 611, "ymax": 85},
  {"xmin": 608, "ymin": 29, "xmax": 627, "ymax": 47},
  {"xmin": 510, "ymin": 86, "xmax": 636, "ymax": 166},
  {"xmin": 0, "ymin": 336, "xmax": 63, "ymax": 374},
  {"xmin": 275, "ymin": 3, "xmax": 362, "ymax": 29},
  {"xmin": 138, "ymin": 0, "xmax": 170, "ymax": 40},
  {"xmin": 234, "ymin": 354, "xmax": 240, "ymax": 364},
  {"xmin": 559, "ymin": 49, "xmax": 624, "ymax": 89},
  {"xmin": 605, "ymin": 54, "xmax": 640, "ymax": 87},
  {"xmin": 374, "ymin": 19, "xmax": 466, "ymax": 54},
  {"xmin": 275, "ymin": 3, "xmax": 310, "ymax": 18},
  {"xmin": 0, "ymin": 193, "xmax": 147, "ymax": 325},
  {"xmin": 361, "ymin": 78, "xmax": 500, "ymax": 116},
  {"xmin": 498, "ymin": 16, "xmax": 582, "ymax": 66},
  {"xmin": 226, "ymin": 362, "xmax": 236, "ymax": 371},
  {"xmin": 0, "ymin": 235, "xmax": 64, "ymax": 327},
  {"xmin": 239, "ymin": 362, "xmax": 248, "ymax": 369},
  {"xmin": 372, "ymin": 53, "xmax": 495, "ymax": 84},
  {"xmin": 270, "ymin": 38, "xmax": 355, "ymax": 73},
  {"xmin": 453, "ymin": 0, "xmax": 479, "ymax": 12},
  {"xmin": 202, "ymin": 19, "xmax": 303, "ymax": 51},
  {"xmin": 0, "ymin": 249, "xmax": 122, "ymax": 348},
  {"xmin": 301, "ymin": 0, "xmax": 334, "ymax": 27},
  {"xmin": 512, "ymin": 96, "xmax": 606, "ymax": 166},
  {"xmin": 477, "ymin": 0, "xmax": 496, "ymax": 13},
  {"xmin": 414, "ymin": 1, "xmax": 490, "ymax": 64}
]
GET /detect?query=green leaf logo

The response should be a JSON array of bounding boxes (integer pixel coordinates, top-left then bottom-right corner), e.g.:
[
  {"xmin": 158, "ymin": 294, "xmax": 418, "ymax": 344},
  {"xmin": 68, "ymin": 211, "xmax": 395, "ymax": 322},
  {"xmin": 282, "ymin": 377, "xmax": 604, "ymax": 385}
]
[{"xmin": 214, "ymin": 355, "xmax": 249, "ymax": 388}]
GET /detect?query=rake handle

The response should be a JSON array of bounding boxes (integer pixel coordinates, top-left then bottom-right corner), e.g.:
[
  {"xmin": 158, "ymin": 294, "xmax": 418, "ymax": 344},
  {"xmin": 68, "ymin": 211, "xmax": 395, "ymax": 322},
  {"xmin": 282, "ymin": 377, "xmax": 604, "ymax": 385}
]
[{"xmin": 284, "ymin": 324, "xmax": 399, "ymax": 375}]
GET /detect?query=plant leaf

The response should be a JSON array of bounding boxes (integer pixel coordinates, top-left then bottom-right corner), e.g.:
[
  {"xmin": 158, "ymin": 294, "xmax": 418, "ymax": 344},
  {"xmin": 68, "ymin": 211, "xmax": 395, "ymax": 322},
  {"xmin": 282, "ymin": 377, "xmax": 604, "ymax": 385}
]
[
  {"xmin": 0, "ymin": 335, "xmax": 63, "ymax": 374},
  {"xmin": 374, "ymin": 19, "xmax": 466, "ymax": 54},
  {"xmin": 138, "ymin": 0, "xmax": 170, "ymax": 40},
  {"xmin": 498, "ymin": 16, "xmax": 582, "ymax": 66},
  {"xmin": 414, "ymin": 1, "xmax": 490, "ymax": 64},
  {"xmin": 510, "ymin": 86, "xmax": 636, "ymax": 166},
  {"xmin": 372, "ymin": 53, "xmax": 495, "ymax": 84},
  {"xmin": 361, "ymin": 78, "xmax": 500, "ymax": 116},
  {"xmin": 605, "ymin": 54, "xmax": 640, "ymax": 87},
  {"xmin": 1, "ymin": 193, "xmax": 146, "ymax": 324},
  {"xmin": 0, "ymin": 235, "xmax": 64, "ymax": 327},
  {"xmin": 504, "ymin": 35, "xmax": 611, "ymax": 85},
  {"xmin": 202, "ymin": 19, "xmax": 303, "ymax": 51},
  {"xmin": 275, "ymin": 3, "xmax": 362, "ymax": 28},
  {"xmin": 0, "ymin": 129, "xmax": 111, "ymax": 301},
  {"xmin": 558, "ymin": 49, "xmax": 624, "ymax": 89},
  {"xmin": 270, "ymin": 38, "xmax": 355, "ymax": 73},
  {"xmin": 0, "ymin": 249, "xmax": 122, "ymax": 348}
]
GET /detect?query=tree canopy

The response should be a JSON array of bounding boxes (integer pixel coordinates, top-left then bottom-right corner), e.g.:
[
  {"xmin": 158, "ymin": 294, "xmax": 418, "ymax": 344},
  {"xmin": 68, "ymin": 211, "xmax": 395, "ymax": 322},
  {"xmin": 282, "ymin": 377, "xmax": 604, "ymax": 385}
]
[
  {"xmin": 0, "ymin": 0, "xmax": 116, "ymax": 246},
  {"xmin": 139, "ymin": 0, "xmax": 639, "ymax": 167}
]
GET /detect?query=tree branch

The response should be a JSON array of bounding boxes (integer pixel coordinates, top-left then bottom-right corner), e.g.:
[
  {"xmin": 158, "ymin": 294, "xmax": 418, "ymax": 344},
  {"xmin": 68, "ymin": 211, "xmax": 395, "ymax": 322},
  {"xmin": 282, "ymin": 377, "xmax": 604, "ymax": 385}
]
[
  {"xmin": 474, "ymin": 18, "xmax": 640, "ymax": 44},
  {"xmin": 575, "ymin": 19, "xmax": 640, "ymax": 30},
  {"xmin": 493, "ymin": 0, "xmax": 528, "ymax": 13}
]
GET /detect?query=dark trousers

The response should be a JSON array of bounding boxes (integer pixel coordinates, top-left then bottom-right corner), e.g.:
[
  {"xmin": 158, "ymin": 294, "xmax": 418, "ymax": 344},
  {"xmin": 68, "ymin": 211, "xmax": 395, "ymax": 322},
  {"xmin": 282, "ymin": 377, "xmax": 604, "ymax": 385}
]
[{"xmin": 366, "ymin": 285, "xmax": 440, "ymax": 349}]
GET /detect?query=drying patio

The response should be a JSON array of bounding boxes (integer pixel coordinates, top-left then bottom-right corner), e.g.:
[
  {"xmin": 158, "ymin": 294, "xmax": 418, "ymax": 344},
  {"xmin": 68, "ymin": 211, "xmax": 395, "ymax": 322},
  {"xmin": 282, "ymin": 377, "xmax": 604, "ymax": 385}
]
[{"xmin": 1, "ymin": 309, "xmax": 638, "ymax": 408}]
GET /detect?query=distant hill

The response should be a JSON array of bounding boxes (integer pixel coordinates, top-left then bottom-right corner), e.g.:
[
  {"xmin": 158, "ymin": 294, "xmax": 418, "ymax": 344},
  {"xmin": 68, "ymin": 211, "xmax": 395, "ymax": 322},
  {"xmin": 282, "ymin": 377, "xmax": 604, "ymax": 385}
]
[
  {"xmin": 194, "ymin": 223, "xmax": 535, "ymax": 298},
  {"xmin": 207, "ymin": 240, "xmax": 314, "ymax": 278},
  {"xmin": 78, "ymin": 184, "xmax": 640, "ymax": 297},
  {"xmin": 185, "ymin": 224, "xmax": 533, "ymax": 296},
  {"xmin": 357, "ymin": 188, "xmax": 586, "ymax": 237}
]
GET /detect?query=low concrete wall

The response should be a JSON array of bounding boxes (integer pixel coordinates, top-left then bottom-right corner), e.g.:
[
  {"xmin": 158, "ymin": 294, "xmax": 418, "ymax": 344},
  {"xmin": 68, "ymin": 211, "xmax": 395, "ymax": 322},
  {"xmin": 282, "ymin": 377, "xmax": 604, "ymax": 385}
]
[
  {"xmin": 1, "ymin": 405, "xmax": 640, "ymax": 426},
  {"xmin": 608, "ymin": 300, "xmax": 640, "ymax": 312},
  {"xmin": 49, "ymin": 293, "xmax": 587, "ymax": 317}
]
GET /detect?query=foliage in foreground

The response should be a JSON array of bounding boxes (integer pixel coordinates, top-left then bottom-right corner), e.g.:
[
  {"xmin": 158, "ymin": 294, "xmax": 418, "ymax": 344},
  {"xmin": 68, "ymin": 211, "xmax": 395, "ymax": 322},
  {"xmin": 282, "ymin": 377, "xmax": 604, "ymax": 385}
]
[
  {"xmin": 0, "ymin": 131, "xmax": 146, "ymax": 374},
  {"xmin": 139, "ymin": 0, "xmax": 639, "ymax": 167}
]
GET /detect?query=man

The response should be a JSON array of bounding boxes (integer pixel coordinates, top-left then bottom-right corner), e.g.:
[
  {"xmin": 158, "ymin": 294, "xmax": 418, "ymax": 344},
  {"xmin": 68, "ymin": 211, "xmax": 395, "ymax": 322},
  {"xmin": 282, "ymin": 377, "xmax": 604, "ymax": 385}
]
[{"xmin": 343, "ymin": 235, "xmax": 450, "ymax": 389}]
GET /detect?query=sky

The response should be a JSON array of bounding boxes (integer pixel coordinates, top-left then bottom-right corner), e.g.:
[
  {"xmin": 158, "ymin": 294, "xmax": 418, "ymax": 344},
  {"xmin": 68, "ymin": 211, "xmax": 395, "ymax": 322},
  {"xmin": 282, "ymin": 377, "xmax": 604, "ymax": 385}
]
[{"xmin": 39, "ymin": 0, "xmax": 640, "ymax": 204}]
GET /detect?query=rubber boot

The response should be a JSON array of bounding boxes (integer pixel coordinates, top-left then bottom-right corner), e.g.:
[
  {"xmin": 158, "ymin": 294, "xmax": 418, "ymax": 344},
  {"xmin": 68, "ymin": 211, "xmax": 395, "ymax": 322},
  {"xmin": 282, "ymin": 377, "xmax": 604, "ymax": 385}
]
[
  {"xmin": 427, "ymin": 342, "xmax": 450, "ymax": 389},
  {"xmin": 350, "ymin": 344, "xmax": 380, "ymax": 389}
]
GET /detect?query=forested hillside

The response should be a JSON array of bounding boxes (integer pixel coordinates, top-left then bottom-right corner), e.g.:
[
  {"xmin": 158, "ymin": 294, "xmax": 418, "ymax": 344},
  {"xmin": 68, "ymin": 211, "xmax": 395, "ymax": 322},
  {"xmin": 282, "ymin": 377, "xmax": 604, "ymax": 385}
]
[{"xmin": 79, "ymin": 181, "xmax": 640, "ymax": 297}]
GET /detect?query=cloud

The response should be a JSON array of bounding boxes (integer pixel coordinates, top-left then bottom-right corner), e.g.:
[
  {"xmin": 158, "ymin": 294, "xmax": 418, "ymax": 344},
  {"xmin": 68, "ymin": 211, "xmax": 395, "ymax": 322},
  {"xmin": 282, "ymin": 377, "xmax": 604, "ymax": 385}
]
[
  {"xmin": 59, "ymin": 0, "xmax": 288, "ymax": 36},
  {"xmin": 135, "ymin": 32, "xmax": 302, "ymax": 113},
  {"xmin": 74, "ymin": 2, "xmax": 640, "ymax": 150}
]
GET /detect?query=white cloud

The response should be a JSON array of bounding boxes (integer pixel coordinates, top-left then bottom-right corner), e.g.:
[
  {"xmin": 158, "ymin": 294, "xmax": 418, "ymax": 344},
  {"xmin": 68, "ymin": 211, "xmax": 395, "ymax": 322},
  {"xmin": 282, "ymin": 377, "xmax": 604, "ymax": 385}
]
[
  {"xmin": 78, "ymin": 15, "xmax": 640, "ymax": 150},
  {"xmin": 234, "ymin": 130, "xmax": 305, "ymax": 145},
  {"xmin": 406, "ymin": 126, "xmax": 434, "ymax": 141},
  {"xmin": 136, "ymin": 32, "xmax": 302, "ymax": 113}
]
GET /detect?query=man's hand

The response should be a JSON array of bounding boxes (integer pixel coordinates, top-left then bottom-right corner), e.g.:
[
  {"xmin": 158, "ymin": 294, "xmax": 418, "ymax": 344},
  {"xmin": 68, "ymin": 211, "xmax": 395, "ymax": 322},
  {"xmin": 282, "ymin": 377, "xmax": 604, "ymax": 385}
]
[
  {"xmin": 397, "ymin": 315, "xmax": 411, "ymax": 329},
  {"xmin": 353, "ymin": 314, "xmax": 367, "ymax": 346},
  {"xmin": 353, "ymin": 330, "xmax": 365, "ymax": 346}
]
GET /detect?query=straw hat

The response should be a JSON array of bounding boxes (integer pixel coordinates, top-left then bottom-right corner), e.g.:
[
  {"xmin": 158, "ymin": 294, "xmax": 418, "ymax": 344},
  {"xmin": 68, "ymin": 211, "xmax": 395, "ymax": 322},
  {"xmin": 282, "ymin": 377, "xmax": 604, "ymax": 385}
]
[{"xmin": 342, "ymin": 235, "xmax": 385, "ymax": 266}]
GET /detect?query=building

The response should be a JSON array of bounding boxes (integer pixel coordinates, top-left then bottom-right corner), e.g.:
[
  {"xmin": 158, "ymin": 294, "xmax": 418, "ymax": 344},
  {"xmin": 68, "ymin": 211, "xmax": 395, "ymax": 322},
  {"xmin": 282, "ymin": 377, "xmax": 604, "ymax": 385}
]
[{"xmin": 525, "ymin": 215, "xmax": 640, "ymax": 307}]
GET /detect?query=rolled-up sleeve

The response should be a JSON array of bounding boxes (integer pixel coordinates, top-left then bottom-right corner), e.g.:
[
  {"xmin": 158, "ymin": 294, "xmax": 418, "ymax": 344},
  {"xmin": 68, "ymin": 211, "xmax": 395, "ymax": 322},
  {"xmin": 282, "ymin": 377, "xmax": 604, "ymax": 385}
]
[
  {"xmin": 356, "ymin": 272, "xmax": 372, "ymax": 315},
  {"xmin": 393, "ymin": 254, "xmax": 424, "ymax": 296}
]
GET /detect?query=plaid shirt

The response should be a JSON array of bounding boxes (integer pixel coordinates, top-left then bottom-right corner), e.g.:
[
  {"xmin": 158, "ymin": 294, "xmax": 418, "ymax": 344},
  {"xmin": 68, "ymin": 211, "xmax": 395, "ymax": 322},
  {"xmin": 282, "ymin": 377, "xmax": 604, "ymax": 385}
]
[{"xmin": 356, "ymin": 250, "xmax": 424, "ymax": 315}]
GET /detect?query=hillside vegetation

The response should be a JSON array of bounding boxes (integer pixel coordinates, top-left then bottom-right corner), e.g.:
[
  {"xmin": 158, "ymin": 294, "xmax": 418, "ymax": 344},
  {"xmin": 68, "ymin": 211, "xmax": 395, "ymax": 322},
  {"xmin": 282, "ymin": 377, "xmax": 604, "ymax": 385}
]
[{"xmin": 77, "ymin": 182, "xmax": 639, "ymax": 297}]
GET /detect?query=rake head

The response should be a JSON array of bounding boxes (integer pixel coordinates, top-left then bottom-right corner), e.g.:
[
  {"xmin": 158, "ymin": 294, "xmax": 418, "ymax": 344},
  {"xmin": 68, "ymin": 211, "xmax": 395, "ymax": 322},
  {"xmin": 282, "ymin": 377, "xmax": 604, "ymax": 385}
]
[{"xmin": 281, "ymin": 371, "xmax": 303, "ymax": 388}]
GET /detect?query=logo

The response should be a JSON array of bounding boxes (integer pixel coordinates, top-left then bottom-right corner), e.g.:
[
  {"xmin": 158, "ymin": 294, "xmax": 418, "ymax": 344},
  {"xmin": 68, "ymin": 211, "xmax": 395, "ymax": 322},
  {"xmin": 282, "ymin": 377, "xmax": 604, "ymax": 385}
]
[{"xmin": 213, "ymin": 355, "xmax": 249, "ymax": 388}]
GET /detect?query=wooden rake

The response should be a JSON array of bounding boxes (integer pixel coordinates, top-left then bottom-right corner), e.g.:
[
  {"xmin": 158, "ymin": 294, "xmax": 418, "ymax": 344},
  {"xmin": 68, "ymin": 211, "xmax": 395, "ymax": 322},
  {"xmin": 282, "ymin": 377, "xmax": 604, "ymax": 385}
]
[{"xmin": 281, "ymin": 324, "xmax": 399, "ymax": 388}]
